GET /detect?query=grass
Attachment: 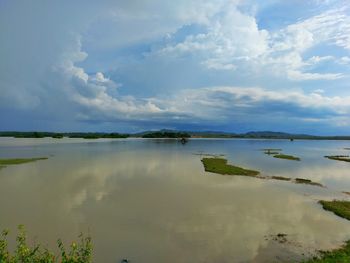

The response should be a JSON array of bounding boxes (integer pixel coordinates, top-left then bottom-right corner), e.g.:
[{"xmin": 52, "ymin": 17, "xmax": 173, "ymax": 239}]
[
  {"xmin": 264, "ymin": 151, "xmax": 281, "ymax": 155},
  {"xmin": 201, "ymin": 158, "xmax": 260, "ymax": 176},
  {"xmin": 325, "ymin": 155, "xmax": 350, "ymax": 163},
  {"xmin": 304, "ymin": 240, "xmax": 350, "ymax": 263},
  {"xmin": 262, "ymin": 149, "xmax": 282, "ymax": 155},
  {"xmin": 319, "ymin": 200, "xmax": 350, "ymax": 221},
  {"xmin": 273, "ymin": 154, "xmax": 300, "ymax": 161},
  {"xmin": 295, "ymin": 178, "xmax": 324, "ymax": 187},
  {"xmin": 201, "ymin": 158, "xmax": 325, "ymax": 187},
  {"xmin": 271, "ymin": 176, "xmax": 291, "ymax": 181},
  {"xmin": 303, "ymin": 200, "xmax": 350, "ymax": 262},
  {"xmin": 0, "ymin": 225, "xmax": 92, "ymax": 263},
  {"xmin": 0, "ymin": 158, "xmax": 48, "ymax": 166}
]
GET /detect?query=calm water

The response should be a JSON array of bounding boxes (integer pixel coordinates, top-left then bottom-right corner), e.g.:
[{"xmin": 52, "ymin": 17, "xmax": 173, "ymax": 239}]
[{"xmin": 1, "ymin": 137, "xmax": 350, "ymax": 262}]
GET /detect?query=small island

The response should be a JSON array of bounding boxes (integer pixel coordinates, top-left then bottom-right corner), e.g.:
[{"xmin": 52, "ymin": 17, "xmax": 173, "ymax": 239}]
[
  {"xmin": 295, "ymin": 178, "xmax": 323, "ymax": 187},
  {"xmin": 201, "ymin": 158, "xmax": 260, "ymax": 176},
  {"xmin": 273, "ymin": 154, "xmax": 300, "ymax": 161},
  {"xmin": 201, "ymin": 157, "xmax": 323, "ymax": 187},
  {"xmin": 0, "ymin": 157, "xmax": 48, "ymax": 165},
  {"xmin": 262, "ymin": 148, "xmax": 282, "ymax": 155},
  {"xmin": 0, "ymin": 158, "xmax": 48, "ymax": 170},
  {"xmin": 325, "ymin": 155, "xmax": 350, "ymax": 163}
]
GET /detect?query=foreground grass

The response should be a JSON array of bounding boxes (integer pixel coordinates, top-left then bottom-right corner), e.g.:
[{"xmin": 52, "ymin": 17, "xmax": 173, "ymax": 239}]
[
  {"xmin": 303, "ymin": 200, "xmax": 350, "ymax": 262},
  {"xmin": 0, "ymin": 225, "xmax": 92, "ymax": 263},
  {"xmin": 305, "ymin": 240, "xmax": 350, "ymax": 263},
  {"xmin": 0, "ymin": 158, "xmax": 48, "ymax": 166},
  {"xmin": 201, "ymin": 158, "xmax": 260, "ymax": 176},
  {"xmin": 273, "ymin": 154, "xmax": 300, "ymax": 161}
]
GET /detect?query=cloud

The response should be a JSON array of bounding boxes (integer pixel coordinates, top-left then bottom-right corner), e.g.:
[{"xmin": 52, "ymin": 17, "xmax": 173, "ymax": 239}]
[
  {"xmin": 153, "ymin": 2, "xmax": 269, "ymax": 70},
  {"xmin": 338, "ymin": 56, "xmax": 350, "ymax": 64},
  {"xmin": 287, "ymin": 70, "xmax": 343, "ymax": 81},
  {"xmin": 149, "ymin": 4, "xmax": 349, "ymax": 81},
  {"xmin": 0, "ymin": 0, "xmax": 350, "ymax": 133}
]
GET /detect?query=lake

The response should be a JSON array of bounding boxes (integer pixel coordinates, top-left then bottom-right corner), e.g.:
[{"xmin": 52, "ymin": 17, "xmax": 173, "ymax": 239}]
[{"xmin": 0, "ymin": 137, "xmax": 350, "ymax": 262}]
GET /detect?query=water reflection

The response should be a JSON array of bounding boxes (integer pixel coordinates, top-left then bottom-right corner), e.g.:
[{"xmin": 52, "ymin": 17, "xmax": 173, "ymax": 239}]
[{"xmin": 0, "ymin": 138, "xmax": 350, "ymax": 262}]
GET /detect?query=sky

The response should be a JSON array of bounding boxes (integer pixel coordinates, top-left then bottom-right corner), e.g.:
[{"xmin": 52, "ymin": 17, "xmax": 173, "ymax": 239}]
[{"xmin": 1, "ymin": 0, "xmax": 350, "ymax": 135}]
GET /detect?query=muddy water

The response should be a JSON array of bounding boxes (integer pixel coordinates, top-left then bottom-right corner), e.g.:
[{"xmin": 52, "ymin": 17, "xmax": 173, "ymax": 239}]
[{"xmin": 0, "ymin": 138, "xmax": 350, "ymax": 262}]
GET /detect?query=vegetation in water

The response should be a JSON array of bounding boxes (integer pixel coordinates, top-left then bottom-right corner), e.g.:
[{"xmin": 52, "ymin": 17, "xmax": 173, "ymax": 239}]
[
  {"xmin": 0, "ymin": 225, "xmax": 92, "ymax": 263},
  {"xmin": 0, "ymin": 158, "xmax": 48, "ymax": 166},
  {"xmin": 200, "ymin": 157, "xmax": 324, "ymax": 187},
  {"xmin": 201, "ymin": 158, "xmax": 260, "ymax": 176},
  {"xmin": 273, "ymin": 154, "xmax": 300, "ymax": 161},
  {"xmin": 295, "ymin": 178, "xmax": 324, "ymax": 187},
  {"xmin": 319, "ymin": 200, "xmax": 350, "ymax": 221},
  {"xmin": 304, "ymin": 240, "xmax": 350, "ymax": 263},
  {"xmin": 262, "ymin": 149, "xmax": 282, "ymax": 155},
  {"xmin": 325, "ymin": 155, "xmax": 350, "ymax": 163},
  {"xmin": 271, "ymin": 176, "xmax": 291, "ymax": 181},
  {"xmin": 303, "ymin": 200, "xmax": 350, "ymax": 262},
  {"xmin": 261, "ymin": 149, "xmax": 300, "ymax": 161}
]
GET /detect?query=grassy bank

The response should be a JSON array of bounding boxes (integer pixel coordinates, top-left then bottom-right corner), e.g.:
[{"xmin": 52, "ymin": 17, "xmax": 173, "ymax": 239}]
[
  {"xmin": 304, "ymin": 200, "xmax": 350, "ymax": 262},
  {"xmin": 305, "ymin": 240, "xmax": 350, "ymax": 263},
  {"xmin": 201, "ymin": 158, "xmax": 260, "ymax": 176},
  {"xmin": 319, "ymin": 200, "xmax": 350, "ymax": 221}
]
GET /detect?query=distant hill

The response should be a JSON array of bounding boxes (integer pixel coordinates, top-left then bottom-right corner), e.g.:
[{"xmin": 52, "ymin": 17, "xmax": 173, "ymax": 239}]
[{"xmin": 238, "ymin": 131, "xmax": 313, "ymax": 139}]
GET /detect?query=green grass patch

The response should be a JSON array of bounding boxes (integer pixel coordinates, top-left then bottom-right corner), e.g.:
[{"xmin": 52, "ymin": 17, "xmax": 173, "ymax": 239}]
[
  {"xmin": 325, "ymin": 155, "xmax": 350, "ymax": 163},
  {"xmin": 295, "ymin": 178, "xmax": 324, "ymax": 187},
  {"xmin": 319, "ymin": 200, "xmax": 350, "ymax": 221},
  {"xmin": 264, "ymin": 151, "xmax": 281, "ymax": 155},
  {"xmin": 271, "ymin": 176, "xmax": 291, "ymax": 181},
  {"xmin": 273, "ymin": 154, "xmax": 300, "ymax": 161},
  {"xmin": 201, "ymin": 158, "xmax": 260, "ymax": 176},
  {"xmin": 0, "ymin": 158, "xmax": 48, "ymax": 165},
  {"xmin": 304, "ymin": 240, "xmax": 350, "ymax": 263}
]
